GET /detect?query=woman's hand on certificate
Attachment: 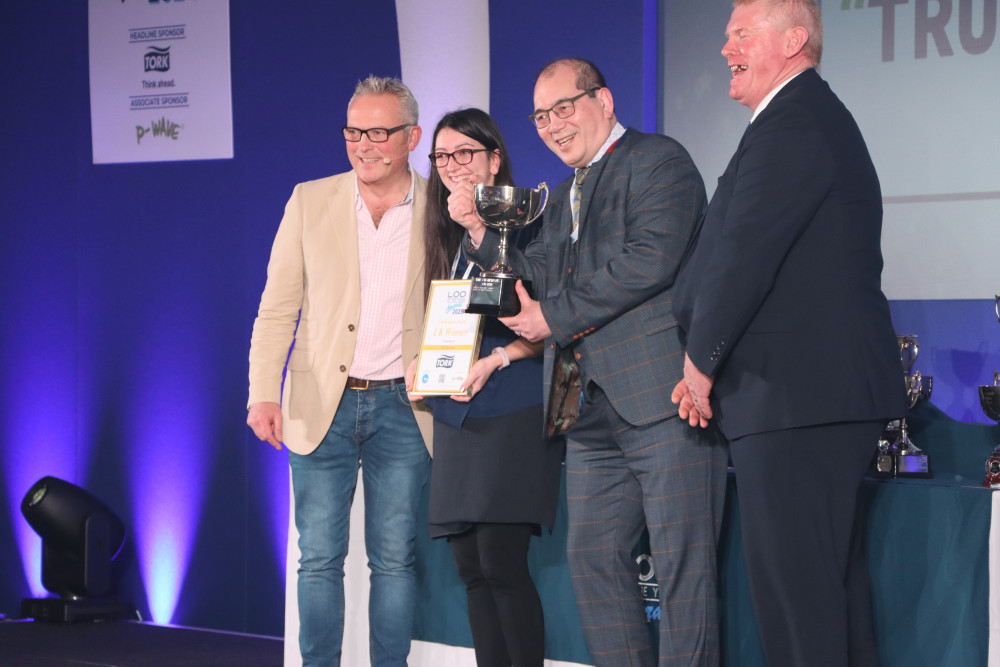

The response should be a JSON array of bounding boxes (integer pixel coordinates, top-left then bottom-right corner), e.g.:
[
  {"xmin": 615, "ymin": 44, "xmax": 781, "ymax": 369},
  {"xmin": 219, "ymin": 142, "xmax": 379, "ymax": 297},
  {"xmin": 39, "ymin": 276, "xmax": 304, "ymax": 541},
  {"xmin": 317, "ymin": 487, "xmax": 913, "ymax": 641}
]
[{"xmin": 451, "ymin": 353, "xmax": 503, "ymax": 402}]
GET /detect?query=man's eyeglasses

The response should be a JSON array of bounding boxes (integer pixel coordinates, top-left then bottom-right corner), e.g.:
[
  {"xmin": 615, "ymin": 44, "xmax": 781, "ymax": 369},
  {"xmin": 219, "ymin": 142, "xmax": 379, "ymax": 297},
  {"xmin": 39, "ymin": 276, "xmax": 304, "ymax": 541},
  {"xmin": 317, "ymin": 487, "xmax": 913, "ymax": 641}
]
[
  {"xmin": 528, "ymin": 87, "xmax": 601, "ymax": 129},
  {"xmin": 428, "ymin": 148, "xmax": 491, "ymax": 168},
  {"xmin": 342, "ymin": 124, "xmax": 411, "ymax": 143}
]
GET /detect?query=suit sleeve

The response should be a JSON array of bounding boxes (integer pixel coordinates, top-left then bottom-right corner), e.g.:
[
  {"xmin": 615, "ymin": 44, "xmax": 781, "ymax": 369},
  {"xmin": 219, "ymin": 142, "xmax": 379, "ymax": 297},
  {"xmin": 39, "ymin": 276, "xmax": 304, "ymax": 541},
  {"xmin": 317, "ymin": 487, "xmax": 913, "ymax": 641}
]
[
  {"xmin": 686, "ymin": 102, "xmax": 834, "ymax": 376},
  {"xmin": 248, "ymin": 185, "xmax": 305, "ymax": 407},
  {"xmin": 542, "ymin": 141, "xmax": 706, "ymax": 348}
]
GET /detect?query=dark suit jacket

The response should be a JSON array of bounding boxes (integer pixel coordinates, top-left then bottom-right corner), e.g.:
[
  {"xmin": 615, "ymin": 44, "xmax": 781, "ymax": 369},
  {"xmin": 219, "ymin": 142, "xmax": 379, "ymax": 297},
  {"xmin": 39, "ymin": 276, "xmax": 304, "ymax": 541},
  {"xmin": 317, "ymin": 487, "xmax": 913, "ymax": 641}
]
[
  {"xmin": 674, "ymin": 69, "xmax": 907, "ymax": 440},
  {"xmin": 471, "ymin": 128, "xmax": 708, "ymax": 426}
]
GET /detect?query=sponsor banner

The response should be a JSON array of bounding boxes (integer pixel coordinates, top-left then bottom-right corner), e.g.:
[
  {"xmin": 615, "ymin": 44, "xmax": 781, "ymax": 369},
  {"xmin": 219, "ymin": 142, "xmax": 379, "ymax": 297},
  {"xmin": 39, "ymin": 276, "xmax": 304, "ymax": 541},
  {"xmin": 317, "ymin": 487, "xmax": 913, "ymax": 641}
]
[{"xmin": 88, "ymin": 0, "xmax": 233, "ymax": 164}]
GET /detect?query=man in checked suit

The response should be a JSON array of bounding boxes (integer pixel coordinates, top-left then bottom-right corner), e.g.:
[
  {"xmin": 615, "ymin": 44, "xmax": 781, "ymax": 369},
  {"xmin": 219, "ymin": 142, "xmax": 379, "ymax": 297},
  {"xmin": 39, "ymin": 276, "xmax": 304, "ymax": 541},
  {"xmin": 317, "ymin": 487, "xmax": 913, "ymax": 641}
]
[
  {"xmin": 672, "ymin": 1, "xmax": 906, "ymax": 665},
  {"xmin": 246, "ymin": 76, "xmax": 432, "ymax": 666},
  {"xmin": 460, "ymin": 58, "xmax": 728, "ymax": 666}
]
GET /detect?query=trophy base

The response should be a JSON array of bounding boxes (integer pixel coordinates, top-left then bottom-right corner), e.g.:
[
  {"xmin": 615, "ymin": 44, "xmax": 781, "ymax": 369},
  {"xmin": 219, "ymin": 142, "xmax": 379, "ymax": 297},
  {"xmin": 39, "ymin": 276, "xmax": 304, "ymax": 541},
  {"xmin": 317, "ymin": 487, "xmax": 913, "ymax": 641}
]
[
  {"xmin": 870, "ymin": 453, "xmax": 895, "ymax": 478},
  {"xmin": 464, "ymin": 275, "xmax": 533, "ymax": 318},
  {"xmin": 894, "ymin": 453, "xmax": 931, "ymax": 478},
  {"xmin": 983, "ymin": 444, "xmax": 1000, "ymax": 488}
]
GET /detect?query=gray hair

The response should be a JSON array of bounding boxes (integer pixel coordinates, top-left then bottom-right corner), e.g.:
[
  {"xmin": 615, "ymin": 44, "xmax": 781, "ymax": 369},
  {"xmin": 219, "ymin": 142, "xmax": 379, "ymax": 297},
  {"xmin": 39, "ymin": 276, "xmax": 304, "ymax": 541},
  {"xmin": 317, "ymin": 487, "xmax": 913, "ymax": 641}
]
[
  {"xmin": 348, "ymin": 75, "xmax": 419, "ymax": 125},
  {"xmin": 735, "ymin": 0, "xmax": 823, "ymax": 64}
]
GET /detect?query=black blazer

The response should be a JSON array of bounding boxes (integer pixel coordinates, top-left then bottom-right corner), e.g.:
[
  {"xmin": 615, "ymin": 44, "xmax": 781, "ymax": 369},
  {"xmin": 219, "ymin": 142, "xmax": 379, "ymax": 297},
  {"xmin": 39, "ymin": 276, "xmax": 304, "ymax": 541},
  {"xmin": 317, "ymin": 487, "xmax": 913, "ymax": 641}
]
[
  {"xmin": 674, "ymin": 69, "xmax": 907, "ymax": 440},
  {"xmin": 471, "ymin": 128, "xmax": 708, "ymax": 426}
]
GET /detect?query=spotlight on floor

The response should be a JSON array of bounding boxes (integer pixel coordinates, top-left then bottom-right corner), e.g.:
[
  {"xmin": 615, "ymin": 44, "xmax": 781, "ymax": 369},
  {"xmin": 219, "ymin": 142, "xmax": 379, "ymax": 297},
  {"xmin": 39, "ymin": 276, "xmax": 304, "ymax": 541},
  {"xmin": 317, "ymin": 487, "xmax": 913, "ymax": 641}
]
[{"xmin": 19, "ymin": 476, "xmax": 136, "ymax": 622}]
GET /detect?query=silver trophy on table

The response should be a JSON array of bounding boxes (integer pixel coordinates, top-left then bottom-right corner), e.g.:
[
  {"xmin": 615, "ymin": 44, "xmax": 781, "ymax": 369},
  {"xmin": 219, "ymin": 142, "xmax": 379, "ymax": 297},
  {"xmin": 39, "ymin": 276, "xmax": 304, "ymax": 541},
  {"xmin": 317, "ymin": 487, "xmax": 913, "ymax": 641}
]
[
  {"xmin": 981, "ymin": 296, "xmax": 1000, "ymax": 488},
  {"xmin": 465, "ymin": 183, "xmax": 548, "ymax": 317},
  {"xmin": 874, "ymin": 335, "xmax": 932, "ymax": 477}
]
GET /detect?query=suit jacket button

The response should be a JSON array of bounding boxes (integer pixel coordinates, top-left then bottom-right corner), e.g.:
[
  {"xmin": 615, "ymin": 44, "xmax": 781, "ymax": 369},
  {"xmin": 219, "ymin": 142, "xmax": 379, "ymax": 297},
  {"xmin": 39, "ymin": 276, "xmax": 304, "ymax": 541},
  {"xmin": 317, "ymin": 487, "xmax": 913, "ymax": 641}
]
[
  {"xmin": 340, "ymin": 365, "xmax": 347, "ymax": 372},
  {"xmin": 348, "ymin": 324, "xmax": 355, "ymax": 332},
  {"xmin": 574, "ymin": 352, "xmax": 582, "ymax": 360}
]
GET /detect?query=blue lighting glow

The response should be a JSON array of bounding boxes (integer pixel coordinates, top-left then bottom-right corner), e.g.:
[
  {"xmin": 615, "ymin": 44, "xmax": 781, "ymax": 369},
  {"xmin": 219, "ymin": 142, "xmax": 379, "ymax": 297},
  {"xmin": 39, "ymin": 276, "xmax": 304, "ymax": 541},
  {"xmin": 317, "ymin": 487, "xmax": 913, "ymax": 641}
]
[
  {"xmin": 124, "ymin": 315, "xmax": 211, "ymax": 625},
  {"xmin": 2, "ymin": 395, "xmax": 78, "ymax": 599},
  {"xmin": 250, "ymin": 448, "xmax": 290, "ymax": 578}
]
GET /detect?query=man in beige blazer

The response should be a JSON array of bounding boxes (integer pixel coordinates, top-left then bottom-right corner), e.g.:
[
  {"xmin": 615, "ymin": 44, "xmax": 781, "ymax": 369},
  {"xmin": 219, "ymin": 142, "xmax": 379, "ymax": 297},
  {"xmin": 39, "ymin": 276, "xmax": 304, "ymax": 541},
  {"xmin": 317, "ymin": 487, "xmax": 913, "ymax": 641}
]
[{"xmin": 247, "ymin": 75, "xmax": 432, "ymax": 667}]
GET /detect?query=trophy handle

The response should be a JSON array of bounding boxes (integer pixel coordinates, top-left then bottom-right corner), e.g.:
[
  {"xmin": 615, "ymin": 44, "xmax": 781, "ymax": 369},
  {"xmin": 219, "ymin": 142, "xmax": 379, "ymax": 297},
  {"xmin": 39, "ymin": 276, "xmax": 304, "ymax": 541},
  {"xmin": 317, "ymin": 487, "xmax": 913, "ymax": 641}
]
[
  {"xmin": 994, "ymin": 294, "xmax": 999, "ymax": 323},
  {"xmin": 525, "ymin": 182, "xmax": 548, "ymax": 225},
  {"xmin": 906, "ymin": 370, "xmax": 923, "ymax": 408}
]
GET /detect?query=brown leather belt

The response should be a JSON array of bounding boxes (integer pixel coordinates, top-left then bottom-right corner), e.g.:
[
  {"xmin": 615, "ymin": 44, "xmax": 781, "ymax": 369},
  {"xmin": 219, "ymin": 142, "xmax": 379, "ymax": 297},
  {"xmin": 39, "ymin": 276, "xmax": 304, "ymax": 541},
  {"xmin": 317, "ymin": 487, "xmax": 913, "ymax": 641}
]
[{"xmin": 346, "ymin": 376, "xmax": 405, "ymax": 390}]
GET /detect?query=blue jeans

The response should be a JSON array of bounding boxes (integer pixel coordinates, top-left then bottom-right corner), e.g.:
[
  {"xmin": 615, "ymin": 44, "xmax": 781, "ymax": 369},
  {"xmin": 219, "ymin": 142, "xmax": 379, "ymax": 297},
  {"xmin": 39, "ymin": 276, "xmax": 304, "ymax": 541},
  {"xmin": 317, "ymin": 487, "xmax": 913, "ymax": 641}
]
[{"xmin": 288, "ymin": 382, "xmax": 430, "ymax": 667}]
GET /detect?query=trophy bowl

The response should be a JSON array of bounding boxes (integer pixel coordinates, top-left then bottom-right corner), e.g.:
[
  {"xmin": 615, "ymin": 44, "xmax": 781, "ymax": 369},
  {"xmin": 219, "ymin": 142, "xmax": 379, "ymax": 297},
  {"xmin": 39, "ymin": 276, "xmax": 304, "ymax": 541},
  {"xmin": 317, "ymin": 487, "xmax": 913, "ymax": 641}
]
[
  {"xmin": 465, "ymin": 183, "xmax": 549, "ymax": 317},
  {"xmin": 983, "ymin": 375, "xmax": 1000, "ymax": 488},
  {"xmin": 475, "ymin": 184, "xmax": 548, "ymax": 235},
  {"xmin": 981, "ymin": 298, "xmax": 999, "ymax": 487},
  {"xmin": 897, "ymin": 335, "xmax": 919, "ymax": 375},
  {"xmin": 981, "ymin": 372, "xmax": 1000, "ymax": 423}
]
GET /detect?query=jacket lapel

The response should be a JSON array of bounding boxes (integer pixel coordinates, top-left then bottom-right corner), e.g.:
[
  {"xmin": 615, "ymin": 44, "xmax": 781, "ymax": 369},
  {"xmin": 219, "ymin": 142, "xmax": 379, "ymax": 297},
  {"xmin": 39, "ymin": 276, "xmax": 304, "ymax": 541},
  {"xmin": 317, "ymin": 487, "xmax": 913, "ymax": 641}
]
[{"xmin": 325, "ymin": 176, "xmax": 360, "ymax": 275}]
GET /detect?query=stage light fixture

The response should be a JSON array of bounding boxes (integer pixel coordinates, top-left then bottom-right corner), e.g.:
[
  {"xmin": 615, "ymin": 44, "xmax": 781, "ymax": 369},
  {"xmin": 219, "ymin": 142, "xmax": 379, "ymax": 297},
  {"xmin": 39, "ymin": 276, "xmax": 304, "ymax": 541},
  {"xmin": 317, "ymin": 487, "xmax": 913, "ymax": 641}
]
[{"xmin": 19, "ymin": 475, "xmax": 135, "ymax": 622}]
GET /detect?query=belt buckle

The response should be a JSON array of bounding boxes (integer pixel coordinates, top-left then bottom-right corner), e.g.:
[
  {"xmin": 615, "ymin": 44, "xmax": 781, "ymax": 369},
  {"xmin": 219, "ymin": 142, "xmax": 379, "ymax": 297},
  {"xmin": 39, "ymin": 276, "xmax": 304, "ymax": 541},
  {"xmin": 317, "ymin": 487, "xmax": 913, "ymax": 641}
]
[{"xmin": 349, "ymin": 377, "xmax": 370, "ymax": 390}]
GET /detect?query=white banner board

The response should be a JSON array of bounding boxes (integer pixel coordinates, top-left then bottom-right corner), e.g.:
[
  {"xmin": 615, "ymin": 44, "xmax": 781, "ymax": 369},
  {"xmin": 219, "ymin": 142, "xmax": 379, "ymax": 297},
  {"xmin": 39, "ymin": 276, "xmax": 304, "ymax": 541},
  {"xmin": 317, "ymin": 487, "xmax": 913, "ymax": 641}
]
[{"xmin": 88, "ymin": 0, "xmax": 233, "ymax": 164}]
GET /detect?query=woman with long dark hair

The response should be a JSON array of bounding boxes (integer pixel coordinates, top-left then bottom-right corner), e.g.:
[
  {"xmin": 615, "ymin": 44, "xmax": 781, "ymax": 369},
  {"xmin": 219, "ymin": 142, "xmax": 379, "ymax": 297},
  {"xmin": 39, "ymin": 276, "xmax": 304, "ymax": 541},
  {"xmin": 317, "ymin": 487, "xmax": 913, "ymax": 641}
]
[{"xmin": 409, "ymin": 108, "xmax": 563, "ymax": 667}]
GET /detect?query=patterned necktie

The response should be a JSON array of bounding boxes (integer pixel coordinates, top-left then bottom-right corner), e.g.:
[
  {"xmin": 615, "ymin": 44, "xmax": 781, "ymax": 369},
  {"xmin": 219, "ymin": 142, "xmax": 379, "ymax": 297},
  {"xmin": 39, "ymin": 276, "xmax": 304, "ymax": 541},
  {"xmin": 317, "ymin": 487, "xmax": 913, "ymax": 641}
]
[{"xmin": 571, "ymin": 166, "xmax": 589, "ymax": 240}]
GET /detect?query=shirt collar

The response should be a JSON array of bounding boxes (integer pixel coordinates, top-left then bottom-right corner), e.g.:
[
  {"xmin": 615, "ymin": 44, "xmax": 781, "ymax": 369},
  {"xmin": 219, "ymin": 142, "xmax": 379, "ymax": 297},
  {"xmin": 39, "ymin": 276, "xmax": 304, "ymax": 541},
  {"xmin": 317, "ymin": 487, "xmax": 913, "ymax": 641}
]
[
  {"xmin": 749, "ymin": 68, "xmax": 810, "ymax": 124},
  {"xmin": 584, "ymin": 122, "xmax": 626, "ymax": 169},
  {"xmin": 353, "ymin": 169, "xmax": 415, "ymax": 209}
]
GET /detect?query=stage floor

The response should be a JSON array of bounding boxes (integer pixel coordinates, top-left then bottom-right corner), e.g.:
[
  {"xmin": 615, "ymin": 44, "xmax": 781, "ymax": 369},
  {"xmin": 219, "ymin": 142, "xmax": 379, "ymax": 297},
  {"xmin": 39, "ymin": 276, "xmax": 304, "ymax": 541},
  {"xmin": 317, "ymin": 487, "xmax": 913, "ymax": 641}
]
[{"xmin": 0, "ymin": 619, "xmax": 282, "ymax": 667}]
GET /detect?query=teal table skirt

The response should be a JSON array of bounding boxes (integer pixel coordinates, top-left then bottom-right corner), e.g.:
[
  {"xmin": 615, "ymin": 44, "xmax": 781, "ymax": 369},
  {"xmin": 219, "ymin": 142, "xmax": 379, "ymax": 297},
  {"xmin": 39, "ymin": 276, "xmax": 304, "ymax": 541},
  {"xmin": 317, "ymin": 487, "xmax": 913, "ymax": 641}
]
[{"xmin": 412, "ymin": 403, "xmax": 1000, "ymax": 666}]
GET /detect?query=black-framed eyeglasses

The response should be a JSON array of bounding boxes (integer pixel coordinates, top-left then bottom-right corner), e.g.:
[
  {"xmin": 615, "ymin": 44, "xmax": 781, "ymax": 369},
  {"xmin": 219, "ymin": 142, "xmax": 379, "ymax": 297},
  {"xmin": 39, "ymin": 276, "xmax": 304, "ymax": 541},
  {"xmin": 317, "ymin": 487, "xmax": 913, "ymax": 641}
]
[
  {"xmin": 528, "ymin": 87, "xmax": 601, "ymax": 129},
  {"xmin": 428, "ymin": 148, "xmax": 491, "ymax": 168},
  {"xmin": 341, "ymin": 124, "xmax": 411, "ymax": 143}
]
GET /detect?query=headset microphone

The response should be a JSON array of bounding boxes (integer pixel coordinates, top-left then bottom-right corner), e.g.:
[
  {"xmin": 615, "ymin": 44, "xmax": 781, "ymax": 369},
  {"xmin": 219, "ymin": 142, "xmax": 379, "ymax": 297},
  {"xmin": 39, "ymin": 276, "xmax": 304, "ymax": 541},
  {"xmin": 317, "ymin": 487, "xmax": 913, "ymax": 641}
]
[{"xmin": 381, "ymin": 151, "xmax": 410, "ymax": 165}]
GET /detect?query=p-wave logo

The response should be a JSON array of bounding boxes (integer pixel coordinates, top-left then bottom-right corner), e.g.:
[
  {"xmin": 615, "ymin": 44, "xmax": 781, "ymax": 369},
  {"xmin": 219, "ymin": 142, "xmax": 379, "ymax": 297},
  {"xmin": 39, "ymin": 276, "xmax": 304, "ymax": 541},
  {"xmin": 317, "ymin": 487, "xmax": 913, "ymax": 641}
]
[{"xmin": 136, "ymin": 117, "xmax": 181, "ymax": 144}]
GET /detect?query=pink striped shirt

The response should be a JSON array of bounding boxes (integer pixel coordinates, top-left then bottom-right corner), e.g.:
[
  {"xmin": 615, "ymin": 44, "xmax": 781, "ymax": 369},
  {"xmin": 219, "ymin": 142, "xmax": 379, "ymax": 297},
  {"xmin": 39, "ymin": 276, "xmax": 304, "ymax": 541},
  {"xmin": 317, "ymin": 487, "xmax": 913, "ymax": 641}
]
[{"xmin": 348, "ymin": 172, "xmax": 414, "ymax": 380}]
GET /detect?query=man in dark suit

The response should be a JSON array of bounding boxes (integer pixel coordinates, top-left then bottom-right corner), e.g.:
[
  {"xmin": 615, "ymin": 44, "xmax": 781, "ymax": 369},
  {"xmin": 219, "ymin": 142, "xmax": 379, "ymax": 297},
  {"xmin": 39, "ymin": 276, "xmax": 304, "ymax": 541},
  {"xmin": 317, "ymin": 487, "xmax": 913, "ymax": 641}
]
[
  {"xmin": 672, "ymin": 2, "xmax": 907, "ymax": 665},
  {"xmin": 459, "ymin": 58, "xmax": 728, "ymax": 666}
]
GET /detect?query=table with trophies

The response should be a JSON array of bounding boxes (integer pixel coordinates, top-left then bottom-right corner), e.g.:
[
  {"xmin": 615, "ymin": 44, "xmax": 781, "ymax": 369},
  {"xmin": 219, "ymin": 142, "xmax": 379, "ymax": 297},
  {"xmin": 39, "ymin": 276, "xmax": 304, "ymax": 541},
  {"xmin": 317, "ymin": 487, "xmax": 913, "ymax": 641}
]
[{"xmin": 410, "ymin": 185, "xmax": 1000, "ymax": 666}]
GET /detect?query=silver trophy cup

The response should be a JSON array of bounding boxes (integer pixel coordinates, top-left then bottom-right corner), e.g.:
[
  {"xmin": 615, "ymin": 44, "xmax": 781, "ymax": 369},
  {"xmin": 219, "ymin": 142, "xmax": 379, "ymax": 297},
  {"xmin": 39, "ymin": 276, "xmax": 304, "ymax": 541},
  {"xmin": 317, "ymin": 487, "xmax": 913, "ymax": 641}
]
[
  {"xmin": 981, "ymin": 295, "xmax": 1000, "ymax": 487},
  {"xmin": 895, "ymin": 370, "xmax": 932, "ymax": 476},
  {"xmin": 465, "ymin": 183, "xmax": 549, "ymax": 317},
  {"xmin": 875, "ymin": 335, "xmax": 932, "ymax": 477}
]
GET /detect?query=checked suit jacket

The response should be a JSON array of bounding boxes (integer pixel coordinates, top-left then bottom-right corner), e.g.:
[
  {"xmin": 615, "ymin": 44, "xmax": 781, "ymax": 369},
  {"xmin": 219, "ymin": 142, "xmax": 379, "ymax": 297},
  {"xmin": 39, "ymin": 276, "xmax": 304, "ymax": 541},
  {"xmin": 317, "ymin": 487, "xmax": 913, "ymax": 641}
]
[{"xmin": 470, "ymin": 128, "xmax": 708, "ymax": 427}]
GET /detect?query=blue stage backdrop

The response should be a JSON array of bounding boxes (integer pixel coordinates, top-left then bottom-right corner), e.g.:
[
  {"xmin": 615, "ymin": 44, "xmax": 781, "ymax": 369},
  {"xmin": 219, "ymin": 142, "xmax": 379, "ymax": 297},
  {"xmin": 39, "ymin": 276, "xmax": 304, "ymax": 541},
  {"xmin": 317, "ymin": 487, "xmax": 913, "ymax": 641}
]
[
  {"xmin": 1, "ymin": 0, "xmax": 996, "ymax": 644},
  {"xmin": 0, "ymin": 0, "xmax": 401, "ymax": 634},
  {"xmin": 0, "ymin": 0, "xmax": 657, "ymax": 637}
]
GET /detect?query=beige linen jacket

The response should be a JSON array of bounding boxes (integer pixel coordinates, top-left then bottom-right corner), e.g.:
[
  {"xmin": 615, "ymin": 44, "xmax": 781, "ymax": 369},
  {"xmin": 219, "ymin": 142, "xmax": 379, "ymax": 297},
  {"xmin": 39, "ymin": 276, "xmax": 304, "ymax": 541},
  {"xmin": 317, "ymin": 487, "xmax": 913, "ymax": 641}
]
[{"xmin": 248, "ymin": 170, "xmax": 433, "ymax": 455}]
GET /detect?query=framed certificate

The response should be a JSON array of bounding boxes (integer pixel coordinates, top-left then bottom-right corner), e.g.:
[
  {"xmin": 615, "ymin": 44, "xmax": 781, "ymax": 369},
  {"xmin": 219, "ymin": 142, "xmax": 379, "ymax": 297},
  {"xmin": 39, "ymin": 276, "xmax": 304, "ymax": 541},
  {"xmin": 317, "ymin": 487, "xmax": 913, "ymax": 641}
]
[{"xmin": 411, "ymin": 280, "xmax": 484, "ymax": 396}]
